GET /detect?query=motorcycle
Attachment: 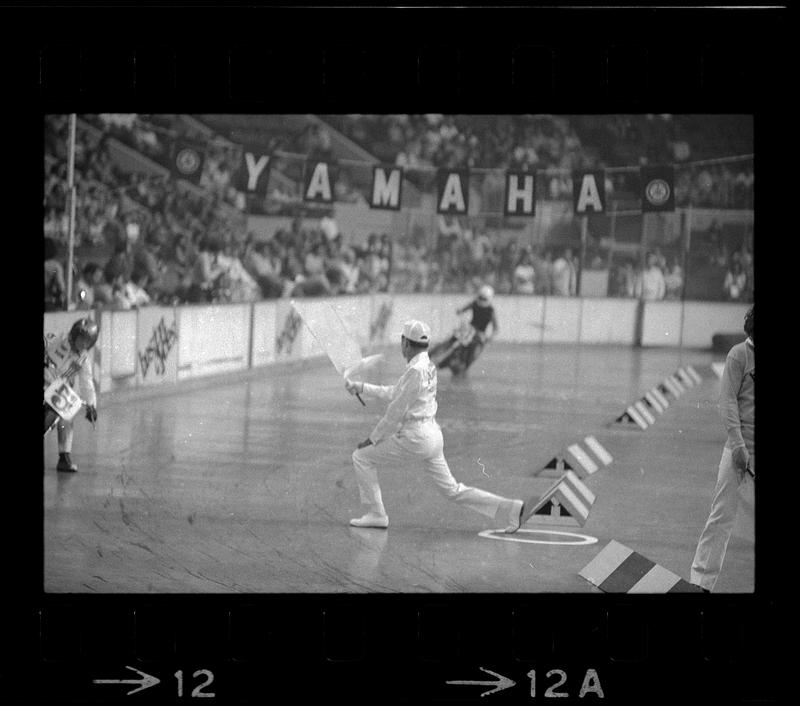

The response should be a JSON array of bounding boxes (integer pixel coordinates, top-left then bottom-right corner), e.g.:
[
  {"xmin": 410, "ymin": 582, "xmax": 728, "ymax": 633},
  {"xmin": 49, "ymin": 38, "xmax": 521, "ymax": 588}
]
[{"xmin": 430, "ymin": 319, "xmax": 487, "ymax": 376}]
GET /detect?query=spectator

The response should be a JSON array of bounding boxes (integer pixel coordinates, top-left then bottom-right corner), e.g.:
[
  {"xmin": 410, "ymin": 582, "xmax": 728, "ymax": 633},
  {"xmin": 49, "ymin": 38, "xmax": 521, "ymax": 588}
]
[
  {"xmin": 513, "ymin": 248, "xmax": 536, "ymax": 294},
  {"xmin": 245, "ymin": 239, "xmax": 284, "ymax": 299},
  {"xmin": 124, "ymin": 272, "xmax": 152, "ymax": 309},
  {"xmin": 92, "ymin": 268, "xmax": 116, "ymax": 309},
  {"xmin": 338, "ymin": 247, "xmax": 361, "ymax": 294},
  {"xmin": 218, "ymin": 241, "xmax": 261, "ymax": 303},
  {"xmin": 534, "ymin": 248, "xmax": 554, "ymax": 296},
  {"xmin": 110, "ymin": 272, "xmax": 133, "ymax": 310},
  {"xmin": 635, "ymin": 251, "xmax": 666, "ymax": 301},
  {"xmin": 104, "ymin": 239, "xmax": 134, "ymax": 285},
  {"xmin": 73, "ymin": 262, "xmax": 102, "ymax": 309},
  {"xmin": 552, "ymin": 247, "xmax": 578, "ymax": 296},
  {"xmin": 723, "ymin": 260, "xmax": 747, "ymax": 301},
  {"xmin": 304, "ymin": 243, "xmax": 327, "ymax": 280},
  {"xmin": 379, "ymin": 233, "xmax": 393, "ymax": 284},
  {"xmin": 498, "ymin": 240, "xmax": 518, "ymax": 294},
  {"xmin": 44, "ymin": 237, "xmax": 66, "ymax": 312},
  {"xmin": 664, "ymin": 257, "xmax": 685, "ymax": 300},
  {"xmin": 188, "ymin": 238, "xmax": 226, "ymax": 303}
]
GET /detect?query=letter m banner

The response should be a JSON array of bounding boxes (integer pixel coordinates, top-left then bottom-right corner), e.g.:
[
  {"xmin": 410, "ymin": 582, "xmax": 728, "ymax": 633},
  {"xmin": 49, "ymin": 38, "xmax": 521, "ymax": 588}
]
[{"xmin": 370, "ymin": 166, "xmax": 403, "ymax": 210}]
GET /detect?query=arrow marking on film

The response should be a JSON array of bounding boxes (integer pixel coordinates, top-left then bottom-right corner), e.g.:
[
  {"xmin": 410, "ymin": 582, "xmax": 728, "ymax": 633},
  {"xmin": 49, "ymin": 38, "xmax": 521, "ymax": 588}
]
[
  {"xmin": 446, "ymin": 667, "xmax": 516, "ymax": 697},
  {"xmin": 94, "ymin": 665, "xmax": 160, "ymax": 695}
]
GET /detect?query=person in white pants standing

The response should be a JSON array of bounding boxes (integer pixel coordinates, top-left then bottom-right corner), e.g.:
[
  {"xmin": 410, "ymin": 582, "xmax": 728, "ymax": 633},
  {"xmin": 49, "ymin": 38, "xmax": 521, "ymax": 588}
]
[
  {"xmin": 344, "ymin": 319, "xmax": 525, "ymax": 532},
  {"xmin": 690, "ymin": 305, "xmax": 755, "ymax": 592}
]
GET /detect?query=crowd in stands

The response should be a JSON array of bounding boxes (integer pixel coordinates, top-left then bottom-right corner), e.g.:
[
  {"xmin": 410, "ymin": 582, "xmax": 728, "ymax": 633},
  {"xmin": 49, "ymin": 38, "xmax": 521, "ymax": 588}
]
[
  {"xmin": 393, "ymin": 215, "xmax": 581, "ymax": 296},
  {"xmin": 44, "ymin": 114, "xmax": 754, "ymax": 312}
]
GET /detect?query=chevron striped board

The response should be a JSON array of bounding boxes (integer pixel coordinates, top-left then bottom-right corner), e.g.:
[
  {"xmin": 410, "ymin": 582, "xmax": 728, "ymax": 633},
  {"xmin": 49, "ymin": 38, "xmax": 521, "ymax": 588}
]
[{"xmin": 579, "ymin": 540, "xmax": 702, "ymax": 593}]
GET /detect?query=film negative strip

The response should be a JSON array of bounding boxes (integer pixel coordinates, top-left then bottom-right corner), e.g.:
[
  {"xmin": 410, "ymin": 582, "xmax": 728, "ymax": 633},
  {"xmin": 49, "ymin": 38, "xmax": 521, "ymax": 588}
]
[{"xmin": 7, "ymin": 5, "xmax": 781, "ymax": 705}]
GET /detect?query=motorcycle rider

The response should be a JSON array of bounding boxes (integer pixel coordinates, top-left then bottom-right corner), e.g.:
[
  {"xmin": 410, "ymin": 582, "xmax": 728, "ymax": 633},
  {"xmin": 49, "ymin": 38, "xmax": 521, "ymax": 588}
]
[
  {"xmin": 44, "ymin": 317, "xmax": 99, "ymax": 472},
  {"xmin": 431, "ymin": 284, "xmax": 499, "ymax": 376}
]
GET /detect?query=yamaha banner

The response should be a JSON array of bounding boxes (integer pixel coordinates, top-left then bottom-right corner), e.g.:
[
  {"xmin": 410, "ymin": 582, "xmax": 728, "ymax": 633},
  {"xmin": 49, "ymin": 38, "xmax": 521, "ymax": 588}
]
[
  {"xmin": 640, "ymin": 165, "xmax": 675, "ymax": 212},
  {"xmin": 171, "ymin": 141, "xmax": 205, "ymax": 184}
]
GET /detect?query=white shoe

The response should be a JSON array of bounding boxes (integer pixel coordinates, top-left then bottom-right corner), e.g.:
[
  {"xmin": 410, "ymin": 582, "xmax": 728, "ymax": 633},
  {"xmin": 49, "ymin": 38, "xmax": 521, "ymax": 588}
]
[
  {"xmin": 349, "ymin": 512, "xmax": 389, "ymax": 529},
  {"xmin": 504, "ymin": 499, "xmax": 525, "ymax": 533}
]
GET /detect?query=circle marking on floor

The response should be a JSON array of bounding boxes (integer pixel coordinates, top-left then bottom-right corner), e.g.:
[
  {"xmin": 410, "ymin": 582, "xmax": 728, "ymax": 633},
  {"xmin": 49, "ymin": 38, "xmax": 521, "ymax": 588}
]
[{"xmin": 478, "ymin": 528, "xmax": 599, "ymax": 545}]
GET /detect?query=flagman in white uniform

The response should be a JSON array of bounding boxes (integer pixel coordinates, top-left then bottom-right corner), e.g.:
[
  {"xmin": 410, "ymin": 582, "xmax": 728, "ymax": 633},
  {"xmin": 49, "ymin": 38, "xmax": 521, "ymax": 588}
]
[
  {"xmin": 345, "ymin": 320, "xmax": 525, "ymax": 531},
  {"xmin": 44, "ymin": 317, "xmax": 99, "ymax": 472},
  {"xmin": 690, "ymin": 305, "xmax": 755, "ymax": 591}
]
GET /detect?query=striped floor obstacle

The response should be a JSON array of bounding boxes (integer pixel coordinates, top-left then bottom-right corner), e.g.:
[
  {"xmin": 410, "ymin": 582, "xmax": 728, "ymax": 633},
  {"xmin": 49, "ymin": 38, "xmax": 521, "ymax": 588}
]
[
  {"xmin": 578, "ymin": 539, "xmax": 703, "ymax": 593},
  {"xmin": 642, "ymin": 389, "xmax": 666, "ymax": 415},
  {"xmin": 658, "ymin": 375, "xmax": 684, "ymax": 399},
  {"xmin": 537, "ymin": 435, "xmax": 613, "ymax": 477},
  {"xmin": 523, "ymin": 470, "xmax": 595, "ymax": 527},
  {"xmin": 611, "ymin": 367, "xmax": 697, "ymax": 429},
  {"xmin": 609, "ymin": 404, "xmax": 650, "ymax": 430},
  {"xmin": 685, "ymin": 365, "xmax": 703, "ymax": 384},
  {"xmin": 675, "ymin": 367, "xmax": 696, "ymax": 389},
  {"xmin": 633, "ymin": 400, "xmax": 657, "ymax": 425},
  {"xmin": 711, "ymin": 362, "xmax": 725, "ymax": 379}
]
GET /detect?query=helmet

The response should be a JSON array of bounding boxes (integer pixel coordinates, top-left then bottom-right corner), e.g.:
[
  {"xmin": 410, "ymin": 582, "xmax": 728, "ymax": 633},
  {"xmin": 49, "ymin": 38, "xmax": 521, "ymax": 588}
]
[
  {"xmin": 68, "ymin": 317, "xmax": 99, "ymax": 353},
  {"xmin": 476, "ymin": 285, "xmax": 494, "ymax": 306}
]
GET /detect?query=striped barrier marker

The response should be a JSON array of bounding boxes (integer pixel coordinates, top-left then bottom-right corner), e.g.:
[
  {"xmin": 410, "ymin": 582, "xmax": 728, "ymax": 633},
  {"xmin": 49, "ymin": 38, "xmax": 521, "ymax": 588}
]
[
  {"xmin": 523, "ymin": 470, "xmax": 595, "ymax": 527},
  {"xmin": 686, "ymin": 365, "xmax": 703, "ymax": 384},
  {"xmin": 643, "ymin": 391, "xmax": 665, "ymax": 415},
  {"xmin": 711, "ymin": 362, "xmax": 725, "ymax": 379},
  {"xmin": 583, "ymin": 436, "xmax": 613, "ymax": 467},
  {"xmin": 539, "ymin": 437, "xmax": 612, "ymax": 477},
  {"xmin": 578, "ymin": 540, "xmax": 703, "ymax": 593},
  {"xmin": 563, "ymin": 443, "xmax": 599, "ymax": 476},
  {"xmin": 660, "ymin": 377, "xmax": 682, "ymax": 398},
  {"xmin": 610, "ymin": 405, "xmax": 649, "ymax": 430},
  {"xmin": 538, "ymin": 444, "xmax": 597, "ymax": 478},
  {"xmin": 669, "ymin": 374, "xmax": 687, "ymax": 393},
  {"xmin": 650, "ymin": 388, "xmax": 670, "ymax": 409},
  {"xmin": 634, "ymin": 401, "xmax": 657, "ymax": 426},
  {"xmin": 676, "ymin": 368, "xmax": 695, "ymax": 388}
]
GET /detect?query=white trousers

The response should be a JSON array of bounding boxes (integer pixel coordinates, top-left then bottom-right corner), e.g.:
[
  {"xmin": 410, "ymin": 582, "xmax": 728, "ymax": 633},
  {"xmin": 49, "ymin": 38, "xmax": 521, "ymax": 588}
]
[
  {"xmin": 690, "ymin": 447, "xmax": 755, "ymax": 590},
  {"xmin": 351, "ymin": 420, "xmax": 513, "ymax": 525},
  {"xmin": 57, "ymin": 419, "xmax": 73, "ymax": 453}
]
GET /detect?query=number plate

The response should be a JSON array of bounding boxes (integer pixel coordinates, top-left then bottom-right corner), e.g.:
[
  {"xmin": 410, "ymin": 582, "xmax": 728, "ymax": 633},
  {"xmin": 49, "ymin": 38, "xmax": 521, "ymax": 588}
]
[{"xmin": 44, "ymin": 377, "xmax": 83, "ymax": 421}]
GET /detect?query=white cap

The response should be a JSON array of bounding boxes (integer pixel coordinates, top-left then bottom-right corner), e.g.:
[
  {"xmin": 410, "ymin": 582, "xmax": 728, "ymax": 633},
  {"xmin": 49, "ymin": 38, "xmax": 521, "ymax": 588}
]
[{"xmin": 401, "ymin": 319, "xmax": 431, "ymax": 344}]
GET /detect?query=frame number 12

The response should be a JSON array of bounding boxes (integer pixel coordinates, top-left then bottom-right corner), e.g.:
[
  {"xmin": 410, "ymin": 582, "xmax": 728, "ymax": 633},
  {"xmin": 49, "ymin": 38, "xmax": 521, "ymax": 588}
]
[{"xmin": 175, "ymin": 669, "xmax": 215, "ymax": 698}]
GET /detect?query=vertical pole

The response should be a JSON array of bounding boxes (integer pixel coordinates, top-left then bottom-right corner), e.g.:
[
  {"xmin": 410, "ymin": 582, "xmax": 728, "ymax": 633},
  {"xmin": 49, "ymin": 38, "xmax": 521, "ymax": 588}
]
[
  {"xmin": 65, "ymin": 113, "xmax": 77, "ymax": 310},
  {"xmin": 678, "ymin": 205, "xmax": 692, "ymax": 350},
  {"xmin": 578, "ymin": 214, "xmax": 588, "ymax": 296},
  {"xmin": 607, "ymin": 201, "xmax": 617, "ymax": 296}
]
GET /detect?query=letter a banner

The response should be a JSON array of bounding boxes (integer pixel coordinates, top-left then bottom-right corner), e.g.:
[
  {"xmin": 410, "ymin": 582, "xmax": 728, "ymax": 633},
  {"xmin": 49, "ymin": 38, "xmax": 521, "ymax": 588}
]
[
  {"xmin": 437, "ymin": 169, "xmax": 469, "ymax": 215},
  {"xmin": 304, "ymin": 161, "xmax": 335, "ymax": 203},
  {"xmin": 573, "ymin": 170, "xmax": 606, "ymax": 214},
  {"xmin": 640, "ymin": 165, "xmax": 675, "ymax": 212}
]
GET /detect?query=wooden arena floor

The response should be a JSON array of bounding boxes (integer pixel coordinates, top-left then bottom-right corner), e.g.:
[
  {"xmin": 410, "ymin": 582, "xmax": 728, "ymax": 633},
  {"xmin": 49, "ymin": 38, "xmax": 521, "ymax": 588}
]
[{"xmin": 44, "ymin": 343, "xmax": 754, "ymax": 593}]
